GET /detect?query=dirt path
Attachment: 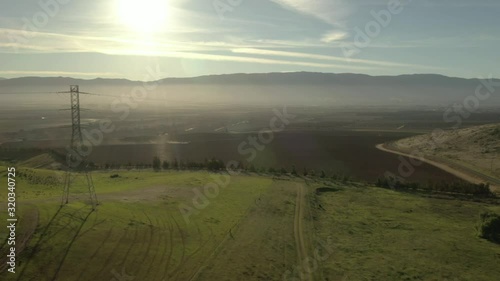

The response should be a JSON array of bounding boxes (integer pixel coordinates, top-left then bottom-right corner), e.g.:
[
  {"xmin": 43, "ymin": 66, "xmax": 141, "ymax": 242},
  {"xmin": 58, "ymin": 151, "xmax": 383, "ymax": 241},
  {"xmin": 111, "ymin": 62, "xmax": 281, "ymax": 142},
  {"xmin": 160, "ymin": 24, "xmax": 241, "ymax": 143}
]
[
  {"xmin": 376, "ymin": 143, "xmax": 500, "ymax": 193},
  {"xmin": 294, "ymin": 183, "xmax": 312, "ymax": 281},
  {"xmin": 195, "ymin": 181, "xmax": 299, "ymax": 280}
]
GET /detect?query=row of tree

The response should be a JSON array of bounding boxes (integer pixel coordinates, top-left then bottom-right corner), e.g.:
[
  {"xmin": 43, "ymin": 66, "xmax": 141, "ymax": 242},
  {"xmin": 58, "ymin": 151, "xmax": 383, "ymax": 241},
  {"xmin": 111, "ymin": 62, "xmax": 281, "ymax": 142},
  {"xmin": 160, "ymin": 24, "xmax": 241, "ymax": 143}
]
[
  {"xmin": 152, "ymin": 157, "xmax": 227, "ymax": 171},
  {"xmin": 85, "ymin": 157, "xmax": 357, "ymax": 182},
  {"xmin": 150, "ymin": 157, "xmax": 353, "ymax": 181},
  {"xmin": 16, "ymin": 169, "xmax": 60, "ymax": 186},
  {"xmin": 376, "ymin": 176, "xmax": 494, "ymax": 197}
]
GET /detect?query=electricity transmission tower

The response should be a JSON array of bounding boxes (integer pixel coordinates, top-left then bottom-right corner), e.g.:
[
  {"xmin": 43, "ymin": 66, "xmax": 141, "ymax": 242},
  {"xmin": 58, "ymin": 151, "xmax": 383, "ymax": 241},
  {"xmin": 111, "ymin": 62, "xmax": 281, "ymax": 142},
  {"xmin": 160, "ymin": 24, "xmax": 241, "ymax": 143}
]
[{"xmin": 61, "ymin": 85, "xmax": 98, "ymax": 210}]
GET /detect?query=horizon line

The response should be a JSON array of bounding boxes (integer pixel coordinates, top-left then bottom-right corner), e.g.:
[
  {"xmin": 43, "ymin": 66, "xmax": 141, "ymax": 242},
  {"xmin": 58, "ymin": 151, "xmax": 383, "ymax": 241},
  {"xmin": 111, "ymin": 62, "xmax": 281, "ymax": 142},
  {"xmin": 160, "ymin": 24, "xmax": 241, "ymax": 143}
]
[{"xmin": 1, "ymin": 71, "xmax": 499, "ymax": 83}]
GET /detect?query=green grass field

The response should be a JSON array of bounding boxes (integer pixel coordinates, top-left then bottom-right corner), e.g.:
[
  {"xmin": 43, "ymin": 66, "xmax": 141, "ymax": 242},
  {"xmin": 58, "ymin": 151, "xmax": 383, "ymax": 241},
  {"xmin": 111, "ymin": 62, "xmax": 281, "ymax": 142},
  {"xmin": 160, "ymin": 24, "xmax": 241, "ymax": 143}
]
[
  {"xmin": 0, "ymin": 167, "xmax": 273, "ymax": 280},
  {"xmin": 0, "ymin": 166, "xmax": 499, "ymax": 280},
  {"xmin": 312, "ymin": 184, "xmax": 500, "ymax": 281}
]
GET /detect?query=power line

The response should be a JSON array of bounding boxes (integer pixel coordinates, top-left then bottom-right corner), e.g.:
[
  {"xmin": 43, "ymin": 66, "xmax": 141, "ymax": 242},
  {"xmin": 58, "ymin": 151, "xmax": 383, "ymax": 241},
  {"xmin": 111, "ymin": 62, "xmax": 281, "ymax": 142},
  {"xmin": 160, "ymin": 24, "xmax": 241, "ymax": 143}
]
[
  {"xmin": 1, "ymin": 89, "xmax": 234, "ymax": 107},
  {"xmin": 61, "ymin": 85, "xmax": 98, "ymax": 210}
]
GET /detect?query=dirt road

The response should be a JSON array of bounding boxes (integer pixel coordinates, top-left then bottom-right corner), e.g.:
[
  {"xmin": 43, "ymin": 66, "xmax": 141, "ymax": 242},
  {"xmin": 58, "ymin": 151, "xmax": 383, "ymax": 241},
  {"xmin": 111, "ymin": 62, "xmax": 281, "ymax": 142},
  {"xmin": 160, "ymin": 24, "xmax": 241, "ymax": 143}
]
[
  {"xmin": 195, "ymin": 181, "xmax": 316, "ymax": 281},
  {"xmin": 294, "ymin": 183, "xmax": 312, "ymax": 281},
  {"xmin": 376, "ymin": 143, "xmax": 500, "ymax": 193}
]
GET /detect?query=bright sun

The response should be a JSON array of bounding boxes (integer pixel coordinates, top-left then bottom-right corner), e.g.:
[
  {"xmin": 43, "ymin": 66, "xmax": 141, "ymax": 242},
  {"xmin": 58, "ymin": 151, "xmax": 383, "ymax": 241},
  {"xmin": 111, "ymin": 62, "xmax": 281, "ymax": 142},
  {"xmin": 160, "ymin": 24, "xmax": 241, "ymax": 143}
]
[{"xmin": 116, "ymin": 0, "xmax": 170, "ymax": 33}]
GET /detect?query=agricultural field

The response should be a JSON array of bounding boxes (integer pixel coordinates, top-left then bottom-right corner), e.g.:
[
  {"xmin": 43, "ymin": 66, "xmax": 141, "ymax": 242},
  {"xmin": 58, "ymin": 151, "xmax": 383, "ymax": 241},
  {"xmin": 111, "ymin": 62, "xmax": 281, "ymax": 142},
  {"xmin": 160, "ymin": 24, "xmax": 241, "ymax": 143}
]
[{"xmin": 1, "ymin": 166, "xmax": 499, "ymax": 280}]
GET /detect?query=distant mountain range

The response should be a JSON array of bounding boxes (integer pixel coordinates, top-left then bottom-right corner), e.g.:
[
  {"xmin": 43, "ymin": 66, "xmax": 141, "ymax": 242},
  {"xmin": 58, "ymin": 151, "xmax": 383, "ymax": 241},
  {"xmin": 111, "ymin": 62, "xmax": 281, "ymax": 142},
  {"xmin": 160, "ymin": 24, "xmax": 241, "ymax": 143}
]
[
  {"xmin": 0, "ymin": 72, "xmax": 498, "ymax": 86},
  {"xmin": 1, "ymin": 72, "xmax": 499, "ymax": 107}
]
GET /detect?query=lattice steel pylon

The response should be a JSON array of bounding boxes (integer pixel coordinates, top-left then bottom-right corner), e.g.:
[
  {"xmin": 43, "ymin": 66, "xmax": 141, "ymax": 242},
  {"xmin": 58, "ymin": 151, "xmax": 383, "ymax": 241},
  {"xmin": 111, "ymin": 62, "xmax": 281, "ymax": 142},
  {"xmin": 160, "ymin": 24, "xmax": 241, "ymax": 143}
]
[{"xmin": 61, "ymin": 85, "xmax": 98, "ymax": 210}]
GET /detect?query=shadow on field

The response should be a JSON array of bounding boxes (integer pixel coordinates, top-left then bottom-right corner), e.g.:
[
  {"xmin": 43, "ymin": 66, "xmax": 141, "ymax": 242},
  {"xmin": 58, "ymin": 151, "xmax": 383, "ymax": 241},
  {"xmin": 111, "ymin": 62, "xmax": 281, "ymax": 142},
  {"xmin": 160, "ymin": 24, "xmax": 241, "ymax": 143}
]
[
  {"xmin": 51, "ymin": 209, "xmax": 94, "ymax": 280},
  {"xmin": 315, "ymin": 187, "xmax": 342, "ymax": 194},
  {"xmin": 15, "ymin": 206, "xmax": 64, "ymax": 281},
  {"xmin": 15, "ymin": 205, "xmax": 94, "ymax": 281}
]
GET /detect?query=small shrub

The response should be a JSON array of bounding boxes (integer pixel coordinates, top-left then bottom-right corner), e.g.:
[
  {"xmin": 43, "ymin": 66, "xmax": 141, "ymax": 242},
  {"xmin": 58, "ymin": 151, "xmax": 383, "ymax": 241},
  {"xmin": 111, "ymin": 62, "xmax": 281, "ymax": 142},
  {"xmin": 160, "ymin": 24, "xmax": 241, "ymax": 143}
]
[
  {"xmin": 490, "ymin": 127, "xmax": 500, "ymax": 137},
  {"xmin": 478, "ymin": 212, "xmax": 500, "ymax": 244}
]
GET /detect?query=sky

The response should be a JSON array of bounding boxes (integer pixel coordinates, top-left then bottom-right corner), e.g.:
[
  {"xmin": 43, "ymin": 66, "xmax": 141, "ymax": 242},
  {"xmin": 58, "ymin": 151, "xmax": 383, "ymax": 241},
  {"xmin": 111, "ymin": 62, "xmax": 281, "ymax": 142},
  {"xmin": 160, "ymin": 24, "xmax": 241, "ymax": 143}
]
[{"xmin": 0, "ymin": 0, "xmax": 499, "ymax": 80}]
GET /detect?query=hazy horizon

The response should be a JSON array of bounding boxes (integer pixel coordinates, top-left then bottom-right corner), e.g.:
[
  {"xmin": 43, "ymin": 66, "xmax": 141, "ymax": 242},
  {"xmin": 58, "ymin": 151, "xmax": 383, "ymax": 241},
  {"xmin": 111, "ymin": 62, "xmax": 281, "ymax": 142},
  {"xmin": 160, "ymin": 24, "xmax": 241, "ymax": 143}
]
[
  {"xmin": 1, "ymin": 0, "xmax": 500, "ymax": 80},
  {"xmin": 2, "ymin": 71, "xmax": 500, "ymax": 82}
]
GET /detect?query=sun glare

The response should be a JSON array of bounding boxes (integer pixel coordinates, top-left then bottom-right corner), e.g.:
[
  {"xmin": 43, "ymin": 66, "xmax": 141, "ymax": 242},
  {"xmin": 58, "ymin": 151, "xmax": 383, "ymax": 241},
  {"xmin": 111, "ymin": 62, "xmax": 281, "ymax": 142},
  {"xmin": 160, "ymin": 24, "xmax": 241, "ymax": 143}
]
[{"xmin": 116, "ymin": 0, "xmax": 170, "ymax": 33}]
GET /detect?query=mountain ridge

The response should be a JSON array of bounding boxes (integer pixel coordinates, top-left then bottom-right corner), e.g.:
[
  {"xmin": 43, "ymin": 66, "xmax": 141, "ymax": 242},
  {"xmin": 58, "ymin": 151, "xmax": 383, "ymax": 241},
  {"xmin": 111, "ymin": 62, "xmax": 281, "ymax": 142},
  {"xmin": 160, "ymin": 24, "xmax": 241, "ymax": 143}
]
[
  {"xmin": 1, "ymin": 72, "xmax": 499, "ymax": 106},
  {"xmin": 0, "ymin": 72, "xmax": 498, "ymax": 86}
]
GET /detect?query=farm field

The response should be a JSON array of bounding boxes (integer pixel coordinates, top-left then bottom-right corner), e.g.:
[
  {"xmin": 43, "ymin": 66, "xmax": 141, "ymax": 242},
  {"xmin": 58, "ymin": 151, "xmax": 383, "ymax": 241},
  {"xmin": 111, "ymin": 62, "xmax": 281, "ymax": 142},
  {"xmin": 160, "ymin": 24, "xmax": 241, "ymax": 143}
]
[
  {"xmin": 0, "ymin": 130, "xmax": 463, "ymax": 184},
  {"xmin": 1, "ymin": 167, "xmax": 499, "ymax": 280}
]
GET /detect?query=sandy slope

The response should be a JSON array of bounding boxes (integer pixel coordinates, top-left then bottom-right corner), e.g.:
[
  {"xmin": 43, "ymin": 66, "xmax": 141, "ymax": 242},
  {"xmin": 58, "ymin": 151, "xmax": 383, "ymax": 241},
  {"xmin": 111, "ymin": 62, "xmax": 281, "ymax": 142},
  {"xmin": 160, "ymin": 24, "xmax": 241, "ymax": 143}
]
[{"xmin": 377, "ymin": 123, "xmax": 500, "ymax": 193}]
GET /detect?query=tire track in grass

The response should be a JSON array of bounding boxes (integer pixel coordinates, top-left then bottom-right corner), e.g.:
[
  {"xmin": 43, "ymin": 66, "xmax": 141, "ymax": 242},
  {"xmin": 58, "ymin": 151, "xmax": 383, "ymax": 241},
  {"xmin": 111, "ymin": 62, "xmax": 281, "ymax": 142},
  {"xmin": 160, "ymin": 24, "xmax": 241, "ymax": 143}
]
[
  {"xmin": 167, "ymin": 216, "xmax": 187, "ymax": 280},
  {"xmin": 92, "ymin": 227, "xmax": 131, "ymax": 279},
  {"xmin": 16, "ymin": 206, "xmax": 63, "ymax": 281},
  {"xmin": 294, "ymin": 184, "xmax": 312, "ymax": 281},
  {"xmin": 122, "ymin": 211, "xmax": 152, "ymax": 279},
  {"xmin": 184, "ymin": 225, "xmax": 215, "ymax": 281},
  {"xmin": 51, "ymin": 209, "xmax": 93, "ymax": 281},
  {"xmin": 143, "ymin": 215, "xmax": 162, "ymax": 278},
  {"xmin": 134, "ymin": 210, "xmax": 155, "ymax": 278},
  {"xmin": 168, "ymin": 217, "xmax": 214, "ymax": 280},
  {"xmin": 19, "ymin": 206, "xmax": 90, "ymax": 279},
  {"xmin": 76, "ymin": 227, "xmax": 114, "ymax": 281},
  {"xmin": 160, "ymin": 219, "xmax": 175, "ymax": 281},
  {"xmin": 153, "ymin": 217, "xmax": 172, "ymax": 281},
  {"xmin": 306, "ymin": 181, "xmax": 325, "ymax": 281},
  {"xmin": 75, "ymin": 219, "xmax": 107, "ymax": 240},
  {"xmin": 118, "ymin": 220, "xmax": 141, "ymax": 271},
  {"xmin": 188, "ymin": 196, "xmax": 259, "ymax": 281},
  {"xmin": 37, "ymin": 206, "xmax": 90, "ymax": 247},
  {"xmin": 0, "ymin": 207, "xmax": 39, "ymax": 275}
]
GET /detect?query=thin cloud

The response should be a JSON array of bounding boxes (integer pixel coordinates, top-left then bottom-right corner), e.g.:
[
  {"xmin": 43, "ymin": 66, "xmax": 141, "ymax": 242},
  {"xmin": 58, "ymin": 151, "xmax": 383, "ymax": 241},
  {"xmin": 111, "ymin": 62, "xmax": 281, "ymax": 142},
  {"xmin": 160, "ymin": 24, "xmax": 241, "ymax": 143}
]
[
  {"xmin": 103, "ymin": 49, "xmax": 376, "ymax": 70},
  {"xmin": 0, "ymin": 70, "xmax": 120, "ymax": 77},
  {"xmin": 269, "ymin": 0, "xmax": 351, "ymax": 26},
  {"xmin": 321, "ymin": 31, "xmax": 348, "ymax": 43},
  {"xmin": 232, "ymin": 48, "xmax": 444, "ymax": 69},
  {"xmin": 0, "ymin": 28, "xmax": 375, "ymax": 71}
]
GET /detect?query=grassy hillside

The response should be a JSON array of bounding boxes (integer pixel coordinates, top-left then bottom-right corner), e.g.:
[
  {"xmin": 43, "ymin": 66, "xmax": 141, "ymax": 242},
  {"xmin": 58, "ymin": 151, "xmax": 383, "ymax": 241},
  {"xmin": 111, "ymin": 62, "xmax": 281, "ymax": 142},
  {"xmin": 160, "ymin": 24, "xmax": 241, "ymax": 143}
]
[
  {"xmin": 0, "ymin": 167, "xmax": 273, "ymax": 280},
  {"xmin": 0, "ymin": 167, "xmax": 499, "ymax": 280},
  {"xmin": 313, "ymin": 184, "xmax": 500, "ymax": 280},
  {"xmin": 386, "ymin": 123, "xmax": 500, "ymax": 189}
]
